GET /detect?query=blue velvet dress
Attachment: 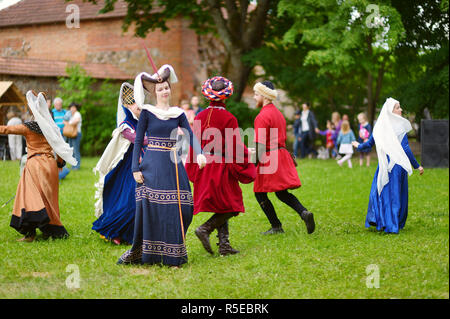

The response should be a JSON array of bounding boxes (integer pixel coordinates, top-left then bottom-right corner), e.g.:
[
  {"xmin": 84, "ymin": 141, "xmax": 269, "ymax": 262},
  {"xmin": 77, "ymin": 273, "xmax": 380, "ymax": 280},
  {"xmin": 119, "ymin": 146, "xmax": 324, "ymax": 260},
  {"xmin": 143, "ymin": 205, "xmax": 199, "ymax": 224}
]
[
  {"xmin": 357, "ymin": 134, "xmax": 420, "ymax": 233},
  {"xmin": 92, "ymin": 108, "xmax": 145, "ymax": 244},
  {"xmin": 118, "ymin": 109, "xmax": 201, "ymax": 266}
]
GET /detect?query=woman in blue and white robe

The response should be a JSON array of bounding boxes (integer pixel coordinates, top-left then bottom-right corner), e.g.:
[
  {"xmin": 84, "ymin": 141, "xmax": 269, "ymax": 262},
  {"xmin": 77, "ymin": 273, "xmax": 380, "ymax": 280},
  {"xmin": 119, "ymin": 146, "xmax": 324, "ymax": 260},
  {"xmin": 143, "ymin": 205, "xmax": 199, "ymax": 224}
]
[
  {"xmin": 352, "ymin": 98, "xmax": 424, "ymax": 234},
  {"xmin": 92, "ymin": 83, "xmax": 147, "ymax": 245}
]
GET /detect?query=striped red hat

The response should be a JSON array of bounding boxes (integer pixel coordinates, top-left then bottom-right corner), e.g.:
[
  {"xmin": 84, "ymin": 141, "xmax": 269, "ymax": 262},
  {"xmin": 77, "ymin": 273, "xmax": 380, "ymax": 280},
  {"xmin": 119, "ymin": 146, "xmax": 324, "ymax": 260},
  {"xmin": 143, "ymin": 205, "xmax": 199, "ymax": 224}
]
[{"xmin": 201, "ymin": 76, "xmax": 234, "ymax": 101}]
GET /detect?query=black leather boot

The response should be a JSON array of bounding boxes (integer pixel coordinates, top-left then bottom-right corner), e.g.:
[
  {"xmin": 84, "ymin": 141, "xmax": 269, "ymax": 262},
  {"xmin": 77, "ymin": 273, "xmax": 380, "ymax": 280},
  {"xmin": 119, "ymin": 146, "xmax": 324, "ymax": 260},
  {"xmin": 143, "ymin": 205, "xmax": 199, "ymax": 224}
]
[
  {"xmin": 261, "ymin": 226, "xmax": 285, "ymax": 235},
  {"xmin": 217, "ymin": 221, "xmax": 239, "ymax": 256},
  {"xmin": 300, "ymin": 210, "xmax": 315, "ymax": 234},
  {"xmin": 195, "ymin": 213, "xmax": 231, "ymax": 254}
]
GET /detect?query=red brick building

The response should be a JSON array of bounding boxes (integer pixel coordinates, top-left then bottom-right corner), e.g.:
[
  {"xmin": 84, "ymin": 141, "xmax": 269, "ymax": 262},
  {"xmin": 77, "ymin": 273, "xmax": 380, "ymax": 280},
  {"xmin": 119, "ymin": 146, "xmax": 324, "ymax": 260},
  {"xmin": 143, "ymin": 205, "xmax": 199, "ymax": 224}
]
[{"xmin": 0, "ymin": 0, "xmax": 204, "ymax": 106}]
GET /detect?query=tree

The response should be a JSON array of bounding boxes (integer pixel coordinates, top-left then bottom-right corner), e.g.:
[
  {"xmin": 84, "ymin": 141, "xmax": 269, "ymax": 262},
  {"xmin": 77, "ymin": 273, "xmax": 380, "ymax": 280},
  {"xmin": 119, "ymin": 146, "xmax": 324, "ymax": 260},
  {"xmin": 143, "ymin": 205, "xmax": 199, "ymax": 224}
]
[
  {"xmin": 57, "ymin": 64, "xmax": 120, "ymax": 155},
  {"xmin": 83, "ymin": 0, "xmax": 280, "ymax": 101},
  {"xmin": 394, "ymin": 44, "xmax": 449, "ymax": 120},
  {"xmin": 391, "ymin": 0, "xmax": 449, "ymax": 120},
  {"xmin": 276, "ymin": 0, "xmax": 406, "ymax": 125}
]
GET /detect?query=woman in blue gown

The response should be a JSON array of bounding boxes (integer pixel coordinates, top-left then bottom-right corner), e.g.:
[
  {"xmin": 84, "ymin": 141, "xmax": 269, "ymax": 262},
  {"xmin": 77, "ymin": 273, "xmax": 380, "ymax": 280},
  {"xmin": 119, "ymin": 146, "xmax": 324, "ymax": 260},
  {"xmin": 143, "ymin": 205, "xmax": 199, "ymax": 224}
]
[
  {"xmin": 92, "ymin": 83, "xmax": 147, "ymax": 245},
  {"xmin": 118, "ymin": 65, "xmax": 206, "ymax": 267},
  {"xmin": 352, "ymin": 98, "xmax": 424, "ymax": 234}
]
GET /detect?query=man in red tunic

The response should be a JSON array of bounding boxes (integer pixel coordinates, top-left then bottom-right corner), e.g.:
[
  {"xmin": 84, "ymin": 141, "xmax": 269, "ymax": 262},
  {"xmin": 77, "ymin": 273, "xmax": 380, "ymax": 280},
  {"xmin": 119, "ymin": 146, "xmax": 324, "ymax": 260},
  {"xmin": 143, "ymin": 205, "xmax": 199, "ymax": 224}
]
[
  {"xmin": 252, "ymin": 80, "xmax": 315, "ymax": 235},
  {"xmin": 185, "ymin": 76, "xmax": 256, "ymax": 255}
]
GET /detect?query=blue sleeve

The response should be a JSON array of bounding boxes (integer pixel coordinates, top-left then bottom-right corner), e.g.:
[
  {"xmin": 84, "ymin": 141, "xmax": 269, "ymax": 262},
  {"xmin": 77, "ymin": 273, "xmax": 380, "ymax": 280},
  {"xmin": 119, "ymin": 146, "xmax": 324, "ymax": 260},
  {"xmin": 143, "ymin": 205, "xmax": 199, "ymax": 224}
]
[
  {"xmin": 179, "ymin": 113, "xmax": 202, "ymax": 155},
  {"xmin": 401, "ymin": 135, "xmax": 420, "ymax": 169},
  {"xmin": 350, "ymin": 130, "xmax": 356, "ymax": 142},
  {"xmin": 293, "ymin": 120, "xmax": 300, "ymax": 135},
  {"xmin": 365, "ymin": 123, "xmax": 372, "ymax": 134},
  {"xmin": 331, "ymin": 130, "xmax": 338, "ymax": 141},
  {"xmin": 357, "ymin": 134, "xmax": 375, "ymax": 152},
  {"xmin": 336, "ymin": 132, "xmax": 342, "ymax": 146},
  {"xmin": 132, "ymin": 110, "xmax": 148, "ymax": 172}
]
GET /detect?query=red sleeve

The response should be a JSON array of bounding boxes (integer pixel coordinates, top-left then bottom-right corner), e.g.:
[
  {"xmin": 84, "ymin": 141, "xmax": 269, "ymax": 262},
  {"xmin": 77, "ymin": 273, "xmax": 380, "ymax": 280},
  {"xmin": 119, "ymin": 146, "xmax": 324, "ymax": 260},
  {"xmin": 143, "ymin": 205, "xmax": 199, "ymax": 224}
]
[
  {"xmin": 254, "ymin": 113, "xmax": 269, "ymax": 145},
  {"xmin": 121, "ymin": 128, "xmax": 148, "ymax": 145}
]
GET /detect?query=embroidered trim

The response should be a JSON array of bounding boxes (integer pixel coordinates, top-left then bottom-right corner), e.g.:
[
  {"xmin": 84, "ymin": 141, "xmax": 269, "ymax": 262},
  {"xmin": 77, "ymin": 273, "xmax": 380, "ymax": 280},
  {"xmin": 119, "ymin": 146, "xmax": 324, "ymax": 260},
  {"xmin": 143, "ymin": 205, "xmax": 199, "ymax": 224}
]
[
  {"xmin": 143, "ymin": 240, "xmax": 187, "ymax": 258},
  {"xmin": 24, "ymin": 121, "xmax": 43, "ymax": 135},
  {"xmin": 136, "ymin": 185, "xmax": 193, "ymax": 206},
  {"xmin": 147, "ymin": 139, "xmax": 177, "ymax": 149}
]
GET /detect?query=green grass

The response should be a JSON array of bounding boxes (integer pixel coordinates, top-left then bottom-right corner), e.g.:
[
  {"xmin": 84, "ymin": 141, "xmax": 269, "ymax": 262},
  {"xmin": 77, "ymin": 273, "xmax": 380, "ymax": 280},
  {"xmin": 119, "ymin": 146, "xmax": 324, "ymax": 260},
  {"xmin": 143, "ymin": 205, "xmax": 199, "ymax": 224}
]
[{"xmin": 0, "ymin": 157, "xmax": 448, "ymax": 299}]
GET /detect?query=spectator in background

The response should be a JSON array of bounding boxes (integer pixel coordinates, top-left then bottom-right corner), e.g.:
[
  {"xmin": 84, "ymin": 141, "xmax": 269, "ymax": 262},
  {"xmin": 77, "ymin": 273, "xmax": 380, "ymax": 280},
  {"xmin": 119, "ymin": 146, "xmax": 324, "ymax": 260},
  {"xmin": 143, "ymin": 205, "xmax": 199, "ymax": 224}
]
[
  {"xmin": 292, "ymin": 110, "xmax": 301, "ymax": 158},
  {"xmin": 64, "ymin": 102, "xmax": 82, "ymax": 170},
  {"xmin": 298, "ymin": 102, "xmax": 318, "ymax": 158},
  {"xmin": 331, "ymin": 111, "xmax": 342, "ymax": 158},
  {"xmin": 336, "ymin": 120, "xmax": 356, "ymax": 168},
  {"xmin": 51, "ymin": 97, "xmax": 66, "ymax": 135},
  {"xmin": 6, "ymin": 111, "xmax": 23, "ymax": 160},
  {"xmin": 191, "ymin": 95, "xmax": 204, "ymax": 116},
  {"xmin": 342, "ymin": 113, "xmax": 354, "ymax": 131},
  {"xmin": 356, "ymin": 112, "xmax": 372, "ymax": 167},
  {"xmin": 180, "ymin": 99, "xmax": 195, "ymax": 163},
  {"xmin": 315, "ymin": 120, "xmax": 336, "ymax": 158},
  {"xmin": 180, "ymin": 99, "xmax": 195, "ymax": 130},
  {"xmin": 46, "ymin": 98, "xmax": 52, "ymax": 111}
]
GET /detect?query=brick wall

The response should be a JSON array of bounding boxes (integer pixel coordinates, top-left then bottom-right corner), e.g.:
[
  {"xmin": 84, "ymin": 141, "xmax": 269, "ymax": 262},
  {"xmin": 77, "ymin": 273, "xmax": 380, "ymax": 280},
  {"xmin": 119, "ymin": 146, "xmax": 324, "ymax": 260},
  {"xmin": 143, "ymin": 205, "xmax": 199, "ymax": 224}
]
[{"xmin": 0, "ymin": 17, "xmax": 202, "ymax": 105}]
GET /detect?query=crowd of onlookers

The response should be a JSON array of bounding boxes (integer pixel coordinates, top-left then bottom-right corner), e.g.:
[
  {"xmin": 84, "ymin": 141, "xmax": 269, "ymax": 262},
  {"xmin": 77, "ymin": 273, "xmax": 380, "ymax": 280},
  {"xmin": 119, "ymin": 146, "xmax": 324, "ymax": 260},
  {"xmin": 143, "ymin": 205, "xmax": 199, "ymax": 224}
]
[
  {"xmin": 292, "ymin": 105, "xmax": 373, "ymax": 168},
  {"xmin": 3, "ymin": 94, "xmax": 388, "ymax": 172},
  {"xmin": 3, "ymin": 97, "xmax": 82, "ymax": 175}
]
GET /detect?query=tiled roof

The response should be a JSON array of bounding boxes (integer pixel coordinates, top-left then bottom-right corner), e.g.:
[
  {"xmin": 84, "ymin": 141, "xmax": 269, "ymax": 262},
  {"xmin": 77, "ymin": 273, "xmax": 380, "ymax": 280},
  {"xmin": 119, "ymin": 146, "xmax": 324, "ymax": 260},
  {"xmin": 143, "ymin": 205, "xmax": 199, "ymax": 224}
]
[
  {"xmin": 0, "ymin": 0, "xmax": 128, "ymax": 28},
  {"xmin": 0, "ymin": 56, "xmax": 131, "ymax": 80}
]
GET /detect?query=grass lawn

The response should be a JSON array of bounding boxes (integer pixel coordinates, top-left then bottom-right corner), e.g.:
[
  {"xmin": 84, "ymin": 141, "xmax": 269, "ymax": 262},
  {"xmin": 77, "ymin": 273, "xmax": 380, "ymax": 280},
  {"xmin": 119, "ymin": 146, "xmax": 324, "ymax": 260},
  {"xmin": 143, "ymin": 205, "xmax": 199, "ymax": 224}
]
[{"xmin": 0, "ymin": 156, "xmax": 448, "ymax": 299}]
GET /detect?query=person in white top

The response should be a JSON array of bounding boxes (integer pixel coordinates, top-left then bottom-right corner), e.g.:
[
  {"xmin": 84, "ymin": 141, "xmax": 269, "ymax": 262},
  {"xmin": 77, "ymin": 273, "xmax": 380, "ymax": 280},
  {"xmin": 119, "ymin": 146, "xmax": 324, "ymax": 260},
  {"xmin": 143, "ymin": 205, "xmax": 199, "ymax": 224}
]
[
  {"xmin": 6, "ymin": 111, "xmax": 23, "ymax": 160},
  {"xmin": 298, "ymin": 102, "xmax": 318, "ymax": 158},
  {"xmin": 66, "ymin": 102, "xmax": 82, "ymax": 170}
]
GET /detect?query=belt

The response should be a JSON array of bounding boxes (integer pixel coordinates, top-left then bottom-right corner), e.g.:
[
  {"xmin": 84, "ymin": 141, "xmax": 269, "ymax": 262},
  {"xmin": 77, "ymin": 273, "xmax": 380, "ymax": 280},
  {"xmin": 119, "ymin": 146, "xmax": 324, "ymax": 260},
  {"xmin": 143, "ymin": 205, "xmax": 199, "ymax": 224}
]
[{"xmin": 268, "ymin": 146, "xmax": 286, "ymax": 152}]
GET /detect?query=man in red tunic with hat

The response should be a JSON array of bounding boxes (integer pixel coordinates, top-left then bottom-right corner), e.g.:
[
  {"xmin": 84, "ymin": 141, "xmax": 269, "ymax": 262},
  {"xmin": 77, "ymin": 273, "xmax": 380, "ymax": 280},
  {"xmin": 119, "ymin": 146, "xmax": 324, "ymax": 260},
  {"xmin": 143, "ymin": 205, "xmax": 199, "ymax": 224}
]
[
  {"xmin": 251, "ymin": 80, "xmax": 315, "ymax": 235},
  {"xmin": 185, "ymin": 76, "xmax": 256, "ymax": 255}
]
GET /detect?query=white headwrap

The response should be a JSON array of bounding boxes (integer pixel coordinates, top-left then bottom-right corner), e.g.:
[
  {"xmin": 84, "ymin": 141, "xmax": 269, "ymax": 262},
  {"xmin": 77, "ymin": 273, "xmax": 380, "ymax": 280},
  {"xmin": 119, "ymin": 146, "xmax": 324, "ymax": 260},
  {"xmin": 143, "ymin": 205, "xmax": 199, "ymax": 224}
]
[
  {"xmin": 26, "ymin": 91, "xmax": 77, "ymax": 166},
  {"xmin": 133, "ymin": 64, "xmax": 183, "ymax": 120},
  {"xmin": 372, "ymin": 97, "xmax": 413, "ymax": 195}
]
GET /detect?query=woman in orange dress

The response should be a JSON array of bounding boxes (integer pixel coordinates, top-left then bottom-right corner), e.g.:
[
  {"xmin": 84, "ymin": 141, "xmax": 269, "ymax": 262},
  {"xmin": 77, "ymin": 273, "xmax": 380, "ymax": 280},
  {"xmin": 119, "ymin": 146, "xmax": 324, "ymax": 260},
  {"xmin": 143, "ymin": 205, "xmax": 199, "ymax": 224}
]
[{"xmin": 0, "ymin": 91, "xmax": 77, "ymax": 242}]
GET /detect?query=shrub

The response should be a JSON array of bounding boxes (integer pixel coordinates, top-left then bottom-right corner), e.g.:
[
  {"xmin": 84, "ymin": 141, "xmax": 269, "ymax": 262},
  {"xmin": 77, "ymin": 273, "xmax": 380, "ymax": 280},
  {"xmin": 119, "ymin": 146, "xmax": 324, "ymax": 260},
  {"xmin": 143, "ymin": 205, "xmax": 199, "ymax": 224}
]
[{"xmin": 56, "ymin": 64, "xmax": 122, "ymax": 156}]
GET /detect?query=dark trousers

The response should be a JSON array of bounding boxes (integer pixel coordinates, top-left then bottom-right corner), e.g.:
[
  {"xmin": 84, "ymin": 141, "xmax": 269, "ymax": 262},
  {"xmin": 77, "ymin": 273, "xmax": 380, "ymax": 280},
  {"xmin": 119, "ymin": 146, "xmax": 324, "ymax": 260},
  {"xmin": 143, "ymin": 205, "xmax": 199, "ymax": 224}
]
[
  {"xmin": 299, "ymin": 131, "xmax": 317, "ymax": 158},
  {"xmin": 255, "ymin": 190, "xmax": 307, "ymax": 228}
]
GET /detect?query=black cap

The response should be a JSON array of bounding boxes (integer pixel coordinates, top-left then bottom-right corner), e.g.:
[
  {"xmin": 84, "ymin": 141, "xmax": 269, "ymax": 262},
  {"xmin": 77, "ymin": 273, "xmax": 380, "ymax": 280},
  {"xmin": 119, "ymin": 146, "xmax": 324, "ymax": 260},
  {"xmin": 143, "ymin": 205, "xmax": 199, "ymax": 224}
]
[{"xmin": 261, "ymin": 80, "xmax": 275, "ymax": 90}]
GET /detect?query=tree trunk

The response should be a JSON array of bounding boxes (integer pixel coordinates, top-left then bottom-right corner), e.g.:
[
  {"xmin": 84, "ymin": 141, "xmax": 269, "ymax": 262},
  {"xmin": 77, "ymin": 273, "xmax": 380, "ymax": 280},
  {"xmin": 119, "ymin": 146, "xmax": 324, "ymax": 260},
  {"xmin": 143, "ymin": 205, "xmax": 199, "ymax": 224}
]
[
  {"xmin": 227, "ymin": 50, "xmax": 253, "ymax": 101},
  {"xmin": 367, "ymin": 71, "xmax": 376, "ymax": 127},
  {"xmin": 206, "ymin": 0, "xmax": 271, "ymax": 101},
  {"xmin": 366, "ymin": 35, "xmax": 376, "ymax": 127},
  {"xmin": 374, "ymin": 58, "xmax": 386, "ymax": 113}
]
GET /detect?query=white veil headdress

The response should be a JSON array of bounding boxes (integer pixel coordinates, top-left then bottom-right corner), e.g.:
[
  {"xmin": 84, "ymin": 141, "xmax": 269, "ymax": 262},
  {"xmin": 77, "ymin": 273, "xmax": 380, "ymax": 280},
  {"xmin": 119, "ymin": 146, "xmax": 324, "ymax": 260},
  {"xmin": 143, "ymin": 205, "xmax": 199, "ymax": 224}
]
[
  {"xmin": 93, "ymin": 83, "xmax": 138, "ymax": 217},
  {"xmin": 133, "ymin": 64, "xmax": 183, "ymax": 120},
  {"xmin": 116, "ymin": 82, "xmax": 138, "ymax": 129},
  {"xmin": 372, "ymin": 97, "xmax": 413, "ymax": 195},
  {"xmin": 26, "ymin": 91, "xmax": 77, "ymax": 166}
]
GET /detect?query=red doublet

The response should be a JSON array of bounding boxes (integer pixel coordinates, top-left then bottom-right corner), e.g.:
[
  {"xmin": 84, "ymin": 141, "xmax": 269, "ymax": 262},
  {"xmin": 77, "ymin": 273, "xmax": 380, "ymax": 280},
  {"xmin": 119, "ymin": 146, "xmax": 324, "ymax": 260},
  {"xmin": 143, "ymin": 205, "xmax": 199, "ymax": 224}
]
[
  {"xmin": 185, "ymin": 102, "xmax": 256, "ymax": 214},
  {"xmin": 253, "ymin": 103, "xmax": 301, "ymax": 193}
]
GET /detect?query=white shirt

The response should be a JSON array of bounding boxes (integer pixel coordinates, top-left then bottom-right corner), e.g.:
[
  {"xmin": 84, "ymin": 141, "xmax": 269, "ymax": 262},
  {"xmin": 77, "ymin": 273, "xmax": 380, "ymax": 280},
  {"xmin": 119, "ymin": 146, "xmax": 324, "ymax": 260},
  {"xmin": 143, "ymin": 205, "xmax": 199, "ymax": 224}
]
[
  {"xmin": 301, "ymin": 110, "xmax": 310, "ymax": 132},
  {"xmin": 69, "ymin": 111, "xmax": 82, "ymax": 133},
  {"xmin": 7, "ymin": 116, "xmax": 22, "ymax": 127}
]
